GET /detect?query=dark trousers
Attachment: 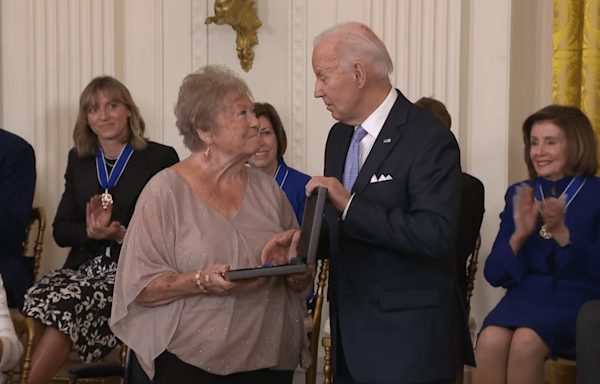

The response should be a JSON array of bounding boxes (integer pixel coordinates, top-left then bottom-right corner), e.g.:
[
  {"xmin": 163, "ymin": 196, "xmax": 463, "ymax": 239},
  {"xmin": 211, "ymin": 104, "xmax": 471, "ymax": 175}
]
[
  {"xmin": 334, "ymin": 324, "xmax": 455, "ymax": 384},
  {"xmin": 131, "ymin": 350, "xmax": 293, "ymax": 384},
  {"xmin": 577, "ymin": 300, "xmax": 600, "ymax": 384}
]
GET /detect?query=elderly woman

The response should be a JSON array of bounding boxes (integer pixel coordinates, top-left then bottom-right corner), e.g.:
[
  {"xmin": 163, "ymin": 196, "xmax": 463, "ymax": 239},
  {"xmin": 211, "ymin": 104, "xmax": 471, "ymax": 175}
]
[
  {"xmin": 21, "ymin": 76, "xmax": 179, "ymax": 384},
  {"xmin": 473, "ymin": 105, "xmax": 600, "ymax": 384},
  {"xmin": 248, "ymin": 102, "xmax": 310, "ymax": 224},
  {"xmin": 110, "ymin": 65, "xmax": 311, "ymax": 384}
]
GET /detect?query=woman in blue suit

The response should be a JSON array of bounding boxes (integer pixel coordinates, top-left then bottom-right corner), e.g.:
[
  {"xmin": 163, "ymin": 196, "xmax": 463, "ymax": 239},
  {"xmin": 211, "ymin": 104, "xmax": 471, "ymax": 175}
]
[
  {"xmin": 474, "ymin": 105, "xmax": 600, "ymax": 384},
  {"xmin": 248, "ymin": 103, "xmax": 310, "ymax": 224}
]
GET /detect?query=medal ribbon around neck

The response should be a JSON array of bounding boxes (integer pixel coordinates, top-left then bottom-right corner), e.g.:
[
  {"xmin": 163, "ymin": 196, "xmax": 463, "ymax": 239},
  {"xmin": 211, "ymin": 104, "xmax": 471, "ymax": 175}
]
[
  {"xmin": 534, "ymin": 175, "xmax": 585, "ymax": 239},
  {"xmin": 274, "ymin": 164, "xmax": 289, "ymax": 189},
  {"xmin": 96, "ymin": 142, "xmax": 134, "ymax": 209}
]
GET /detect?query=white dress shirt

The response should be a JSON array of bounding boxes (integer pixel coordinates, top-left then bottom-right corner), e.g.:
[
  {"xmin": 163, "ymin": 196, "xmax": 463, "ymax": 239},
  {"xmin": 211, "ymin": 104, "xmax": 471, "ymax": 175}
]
[
  {"xmin": 0, "ymin": 275, "xmax": 23, "ymax": 380},
  {"xmin": 342, "ymin": 87, "xmax": 398, "ymax": 219}
]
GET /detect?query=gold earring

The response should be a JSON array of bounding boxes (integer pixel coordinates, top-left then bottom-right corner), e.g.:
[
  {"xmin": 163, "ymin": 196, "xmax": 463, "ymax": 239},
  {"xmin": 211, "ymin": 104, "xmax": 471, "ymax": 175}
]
[{"xmin": 204, "ymin": 146, "xmax": 211, "ymax": 162}]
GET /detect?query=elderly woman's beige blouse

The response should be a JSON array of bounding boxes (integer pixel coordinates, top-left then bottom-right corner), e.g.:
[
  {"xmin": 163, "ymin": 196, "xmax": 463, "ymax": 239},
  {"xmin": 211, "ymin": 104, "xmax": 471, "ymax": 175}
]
[{"xmin": 110, "ymin": 167, "xmax": 310, "ymax": 379}]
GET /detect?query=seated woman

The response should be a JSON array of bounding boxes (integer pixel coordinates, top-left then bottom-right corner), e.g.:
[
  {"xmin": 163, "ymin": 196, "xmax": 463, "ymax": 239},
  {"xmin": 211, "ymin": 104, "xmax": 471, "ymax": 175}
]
[
  {"xmin": 473, "ymin": 105, "xmax": 600, "ymax": 384},
  {"xmin": 110, "ymin": 65, "xmax": 312, "ymax": 384},
  {"xmin": 21, "ymin": 76, "xmax": 179, "ymax": 384},
  {"xmin": 0, "ymin": 275, "xmax": 23, "ymax": 382},
  {"xmin": 248, "ymin": 102, "xmax": 311, "ymax": 224}
]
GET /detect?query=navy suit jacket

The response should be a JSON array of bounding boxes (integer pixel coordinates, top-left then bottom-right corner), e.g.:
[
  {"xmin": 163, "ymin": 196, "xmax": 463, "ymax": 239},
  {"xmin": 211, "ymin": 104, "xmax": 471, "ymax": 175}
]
[
  {"xmin": 324, "ymin": 90, "xmax": 475, "ymax": 384},
  {"xmin": 54, "ymin": 142, "xmax": 179, "ymax": 270},
  {"xmin": 0, "ymin": 129, "xmax": 36, "ymax": 309}
]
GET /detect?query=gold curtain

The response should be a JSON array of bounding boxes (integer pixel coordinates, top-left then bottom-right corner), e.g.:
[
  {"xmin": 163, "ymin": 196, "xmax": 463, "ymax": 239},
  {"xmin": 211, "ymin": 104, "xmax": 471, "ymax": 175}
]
[{"xmin": 553, "ymin": 0, "xmax": 600, "ymax": 163}]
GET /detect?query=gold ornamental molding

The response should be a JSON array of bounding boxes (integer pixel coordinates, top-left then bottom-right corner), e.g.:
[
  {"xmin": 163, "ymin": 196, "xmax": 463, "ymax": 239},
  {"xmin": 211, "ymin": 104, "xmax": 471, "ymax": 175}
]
[{"xmin": 205, "ymin": 0, "xmax": 262, "ymax": 72}]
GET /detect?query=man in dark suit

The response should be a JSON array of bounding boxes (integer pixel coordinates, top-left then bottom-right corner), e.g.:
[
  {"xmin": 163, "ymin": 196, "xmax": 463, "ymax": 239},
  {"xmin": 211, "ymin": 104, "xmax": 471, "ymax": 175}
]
[
  {"xmin": 414, "ymin": 97, "xmax": 485, "ymax": 303},
  {"xmin": 306, "ymin": 22, "xmax": 475, "ymax": 384},
  {"xmin": 0, "ymin": 128, "xmax": 36, "ymax": 309}
]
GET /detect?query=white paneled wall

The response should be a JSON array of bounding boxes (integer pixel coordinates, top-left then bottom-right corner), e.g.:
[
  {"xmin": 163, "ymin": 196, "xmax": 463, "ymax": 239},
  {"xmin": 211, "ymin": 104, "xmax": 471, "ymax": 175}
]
[
  {"xmin": 2, "ymin": 0, "xmax": 553, "ymax": 342},
  {"xmin": 2, "ymin": 0, "xmax": 118, "ymax": 274}
]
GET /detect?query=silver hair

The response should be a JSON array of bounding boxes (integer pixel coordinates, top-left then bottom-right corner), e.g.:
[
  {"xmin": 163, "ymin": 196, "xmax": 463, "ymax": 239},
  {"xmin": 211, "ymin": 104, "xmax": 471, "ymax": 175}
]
[
  {"xmin": 174, "ymin": 64, "xmax": 253, "ymax": 151},
  {"xmin": 314, "ymin": 22, "xmax": 393, "ymax": 80}
]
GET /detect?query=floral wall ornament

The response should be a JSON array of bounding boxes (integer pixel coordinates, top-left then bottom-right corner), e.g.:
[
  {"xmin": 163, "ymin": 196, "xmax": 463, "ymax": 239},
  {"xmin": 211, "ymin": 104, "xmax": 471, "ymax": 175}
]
[{"xmin": 205, "ymin": 0, "xmax": 262, "ymax": 72}]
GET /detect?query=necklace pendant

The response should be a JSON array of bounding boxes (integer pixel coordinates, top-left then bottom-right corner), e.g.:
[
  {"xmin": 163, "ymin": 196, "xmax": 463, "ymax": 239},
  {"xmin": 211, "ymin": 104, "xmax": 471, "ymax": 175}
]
[
  {"xmin": 539, "ymin": 224, "xmax": 552, "ymax": 239},
  {"xmin": 100, "ymin": 189, "xmax": 113, "ymax": 210}
]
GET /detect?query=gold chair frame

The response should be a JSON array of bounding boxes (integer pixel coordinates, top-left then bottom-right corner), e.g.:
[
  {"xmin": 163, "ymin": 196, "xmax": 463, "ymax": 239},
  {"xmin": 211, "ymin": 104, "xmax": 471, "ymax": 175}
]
[
  {"xmin": 4, "ymin": 314, "xmax": 35, "ymax": 384},
  {"xmin": 305, "ymin": 259, "xmax": 329, "ymax": 384},
  {"xmin": 5, "ymin": 207, "xmax": 46, "ymax": 383}
]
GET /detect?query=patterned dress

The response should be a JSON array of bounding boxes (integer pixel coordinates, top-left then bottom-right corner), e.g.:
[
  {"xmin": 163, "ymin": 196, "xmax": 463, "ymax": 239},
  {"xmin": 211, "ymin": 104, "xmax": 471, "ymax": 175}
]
[
  {"xmin": 22, "ymin": 142, "xmax": 179, "ymax": 362},
  {"xmin": 23, "ymin": 252, "xmax": 118, "ymax": 361}
]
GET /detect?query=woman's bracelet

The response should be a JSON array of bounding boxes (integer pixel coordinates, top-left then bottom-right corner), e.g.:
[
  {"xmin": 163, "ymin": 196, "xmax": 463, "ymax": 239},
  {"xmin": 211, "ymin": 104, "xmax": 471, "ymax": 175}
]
[{"xmin": 194, "ymin": 270, "xmax": 209, "ymax": 293}]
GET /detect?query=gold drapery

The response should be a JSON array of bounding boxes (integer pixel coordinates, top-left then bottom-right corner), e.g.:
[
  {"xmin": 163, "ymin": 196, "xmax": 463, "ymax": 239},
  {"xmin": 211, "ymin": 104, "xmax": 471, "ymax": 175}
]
[{"xmin": 553, "ymin": 0, "xmax": 600, "ymax": 164}]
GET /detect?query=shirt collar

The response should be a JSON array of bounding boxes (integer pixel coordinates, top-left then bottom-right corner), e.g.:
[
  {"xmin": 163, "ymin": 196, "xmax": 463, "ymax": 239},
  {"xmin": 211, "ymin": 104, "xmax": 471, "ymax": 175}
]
[{"xmin": 356, "ymin": 87, "xmax": 398, "ymax": 138}]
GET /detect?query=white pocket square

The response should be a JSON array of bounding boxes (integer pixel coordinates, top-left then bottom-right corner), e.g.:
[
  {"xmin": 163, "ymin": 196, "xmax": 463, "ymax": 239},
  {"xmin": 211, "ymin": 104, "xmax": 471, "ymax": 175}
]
[{"xmin": 370, "ymin": 174, "xmax": 393, "ymax": 183}]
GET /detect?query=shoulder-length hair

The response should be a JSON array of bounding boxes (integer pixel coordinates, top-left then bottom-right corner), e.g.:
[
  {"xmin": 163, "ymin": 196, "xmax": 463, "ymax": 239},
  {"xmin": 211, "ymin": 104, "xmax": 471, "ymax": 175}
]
[
  {"xmin": 174, "ymin": 65, "xmax": 253, "ymax": 151},
  {"xmin": 254, "ymin": 102, "xmax": 287, "ymax": 159},
  {"xmin": 73, "ymin": 76, "xmax": 147, "ymax": 157},
  {"xmin": 523, "ymin": 105, "xmax": 598, "ymax": 180}
]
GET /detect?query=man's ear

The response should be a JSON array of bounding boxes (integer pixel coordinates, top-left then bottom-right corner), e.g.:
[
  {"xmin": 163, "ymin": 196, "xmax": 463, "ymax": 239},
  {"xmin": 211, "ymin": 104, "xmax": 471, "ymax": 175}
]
[{"xmin": 353, "ymin": 62, "xmax": 367, "ymax": 89}]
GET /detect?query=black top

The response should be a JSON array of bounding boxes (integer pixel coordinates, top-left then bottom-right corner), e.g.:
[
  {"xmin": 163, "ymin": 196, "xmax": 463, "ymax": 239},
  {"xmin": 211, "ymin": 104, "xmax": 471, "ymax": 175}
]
[{"xmin": 54, "ymin": 141, "xmax": 179, "ymax": 270}]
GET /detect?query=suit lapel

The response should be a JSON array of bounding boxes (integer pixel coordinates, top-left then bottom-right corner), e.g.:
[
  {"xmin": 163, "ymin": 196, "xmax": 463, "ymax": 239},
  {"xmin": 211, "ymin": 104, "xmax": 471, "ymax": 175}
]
[
  {"xmin": 328, "ymin": 125, "xmax": 354, "ymax": 181},
  {"xmin": 353, "ymin": 90, "xmax": 411, "ymax": 194}
]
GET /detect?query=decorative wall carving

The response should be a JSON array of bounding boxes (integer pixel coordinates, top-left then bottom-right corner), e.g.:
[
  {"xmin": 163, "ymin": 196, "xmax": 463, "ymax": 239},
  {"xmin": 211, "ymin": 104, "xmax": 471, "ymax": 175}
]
[{"xmin": 205, "ymin": 0, "xmax": 262, "ymax": 72}]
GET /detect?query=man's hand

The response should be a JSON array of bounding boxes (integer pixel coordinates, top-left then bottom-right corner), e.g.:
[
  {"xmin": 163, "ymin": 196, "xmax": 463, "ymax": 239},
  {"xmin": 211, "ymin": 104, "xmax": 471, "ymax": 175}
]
[
  {"xmin": 261, "ymin": 229, "xmax": 301, "ymax": 265},
  {"xmin": 306, "ymin": 176, "xmax": 351, "ymax": 212}
]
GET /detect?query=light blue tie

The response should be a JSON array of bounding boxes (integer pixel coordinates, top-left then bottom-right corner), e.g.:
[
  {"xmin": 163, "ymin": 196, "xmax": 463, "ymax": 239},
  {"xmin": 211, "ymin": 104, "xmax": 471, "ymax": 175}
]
[{"xmin": 343, "ymin": 126, "xmax": 368, "ymax": 192}]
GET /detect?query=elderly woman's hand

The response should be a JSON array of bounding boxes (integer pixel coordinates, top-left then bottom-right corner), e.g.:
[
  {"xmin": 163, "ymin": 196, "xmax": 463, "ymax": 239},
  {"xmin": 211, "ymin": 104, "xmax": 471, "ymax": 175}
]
[
  {"xmin": 510, "ymin": 185, "xmax": 541, "ymax": 255},
  {"xmin": 261, "ymin": 229, "xmax": 301, "ymax": 265},
  {"xmin": 542, "ymin": 197, "xmax": 570, "ymax": 246}
]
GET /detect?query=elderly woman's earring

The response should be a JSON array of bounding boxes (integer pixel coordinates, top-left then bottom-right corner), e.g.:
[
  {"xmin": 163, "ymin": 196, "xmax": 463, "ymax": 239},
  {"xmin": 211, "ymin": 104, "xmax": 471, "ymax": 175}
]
[{"xmin": 204, "ymin": 146, "xmax": 211, "ymax": 162}]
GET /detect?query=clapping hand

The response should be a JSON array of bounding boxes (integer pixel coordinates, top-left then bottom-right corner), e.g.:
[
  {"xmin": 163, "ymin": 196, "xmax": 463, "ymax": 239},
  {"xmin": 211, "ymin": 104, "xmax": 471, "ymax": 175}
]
[
  {"xmin": 510, "ymin": 185, "xmax": 541, "ymax": 255},
  {"xmin": 541, "ymin": 197, "xmax": 566, "ymax": 232},
  {"xmin": 86, "ymin": 195, "xmax": 122, "ymax": 241},
  {"xmin": 513, "ymin": 185, "xmax": 541, "ymax": 238},
  {"xmin": 542, "ymin": 196, "xmax": 570, "ymax": 246}
]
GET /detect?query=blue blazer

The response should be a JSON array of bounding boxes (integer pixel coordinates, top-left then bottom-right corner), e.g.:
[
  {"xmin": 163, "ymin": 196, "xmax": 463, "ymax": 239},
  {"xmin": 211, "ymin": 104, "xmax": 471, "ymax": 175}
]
[
  {"xmin": 324, "ymin": 90, "xmax": 474, "ymax": 383},
  {"xmin": 274, "ymin": 158, "xmax": 310, "ymax": 224},
  {"xmin": 0, "ymin": 129, "xmax": 36, "ymax": 309}
]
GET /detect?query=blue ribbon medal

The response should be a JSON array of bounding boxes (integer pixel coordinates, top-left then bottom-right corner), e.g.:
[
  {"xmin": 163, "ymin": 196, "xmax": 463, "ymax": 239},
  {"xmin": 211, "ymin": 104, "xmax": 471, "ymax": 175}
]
[
  {"xmin": 96, "ymin": 142, "xmax": 134, "ymax": 209},
  {"xmin": 534, "ymin": 175, "xmax": 585, "ymax": 239}
]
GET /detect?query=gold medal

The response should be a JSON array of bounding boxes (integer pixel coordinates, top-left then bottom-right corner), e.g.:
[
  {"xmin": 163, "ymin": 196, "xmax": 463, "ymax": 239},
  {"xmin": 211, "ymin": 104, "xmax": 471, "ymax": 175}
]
[
  {"xmin": 100, "ymin": 189, "xmax": 113, "ymax": 210},
  {"xmin": 539, "ymin": 224, "xmax": 552, "ymax": 239}
]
